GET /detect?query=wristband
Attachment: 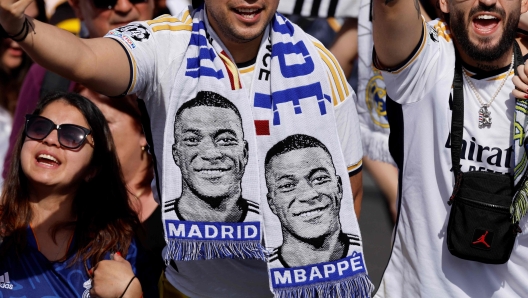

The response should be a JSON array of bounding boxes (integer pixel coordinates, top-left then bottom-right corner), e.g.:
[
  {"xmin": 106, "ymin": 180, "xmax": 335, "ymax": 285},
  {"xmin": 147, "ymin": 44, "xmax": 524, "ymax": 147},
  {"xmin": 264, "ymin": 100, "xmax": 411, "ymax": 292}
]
[
  {"xmin": 7, "ymin": 17, "xmax": 32, "ymax": 42},
  {"xmin": 119, "ymin": 275, "xmax": 137, "ymax": 298}
]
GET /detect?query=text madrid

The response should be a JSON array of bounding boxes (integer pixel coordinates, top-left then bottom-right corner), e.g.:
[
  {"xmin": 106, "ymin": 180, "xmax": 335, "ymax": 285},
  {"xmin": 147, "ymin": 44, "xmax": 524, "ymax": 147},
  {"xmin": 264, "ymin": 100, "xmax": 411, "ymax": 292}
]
[{"xmin": 165, "ymin": 221, "xmax": 260, "ymax": 240}]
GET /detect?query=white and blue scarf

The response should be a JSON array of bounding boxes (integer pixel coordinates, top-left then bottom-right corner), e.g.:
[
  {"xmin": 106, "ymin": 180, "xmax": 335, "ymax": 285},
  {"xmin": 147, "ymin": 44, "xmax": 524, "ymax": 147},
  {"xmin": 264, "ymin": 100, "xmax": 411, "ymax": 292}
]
[{"xmin": 163, "ymin": 6, "xmax": 373, "ymax": 297}]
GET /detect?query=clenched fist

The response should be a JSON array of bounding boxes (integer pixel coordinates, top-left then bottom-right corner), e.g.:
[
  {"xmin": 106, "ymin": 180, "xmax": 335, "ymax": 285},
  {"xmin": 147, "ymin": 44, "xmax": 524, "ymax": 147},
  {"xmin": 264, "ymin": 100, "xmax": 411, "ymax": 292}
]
[{"xmin": 0, "ymin": 0, "xmax": 33, "ymax": 35}]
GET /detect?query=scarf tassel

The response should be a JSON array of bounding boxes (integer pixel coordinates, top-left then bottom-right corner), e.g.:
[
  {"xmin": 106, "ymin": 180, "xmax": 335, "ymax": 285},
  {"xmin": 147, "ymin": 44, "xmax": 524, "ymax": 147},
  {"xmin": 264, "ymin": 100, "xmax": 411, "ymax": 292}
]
[
  {"xmin": 273, "ymin": 273, "xmax": 374, "ymax": 298},
  {"xmin": 164, "ymin": 238, "xmax": 267, "ymax": 262},
  {"xmin": 512, "ymin": 178, "xmax": 528, "ymax": 223}
]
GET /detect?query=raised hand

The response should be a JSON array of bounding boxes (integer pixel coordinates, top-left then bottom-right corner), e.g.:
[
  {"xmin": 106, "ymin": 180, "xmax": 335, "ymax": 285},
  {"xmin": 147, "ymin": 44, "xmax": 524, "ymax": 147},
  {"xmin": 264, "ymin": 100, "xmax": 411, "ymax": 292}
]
[
  {"xmin": 90, "ymin": 252, "xmax": 142, "ymax": 298},
  {"xmin": 0, "ymin": 0, "xmax": 33, "ymax": 35},
  {"xmin": 513, "ymin": 63, "xmax": 528, "ymax": 99}
]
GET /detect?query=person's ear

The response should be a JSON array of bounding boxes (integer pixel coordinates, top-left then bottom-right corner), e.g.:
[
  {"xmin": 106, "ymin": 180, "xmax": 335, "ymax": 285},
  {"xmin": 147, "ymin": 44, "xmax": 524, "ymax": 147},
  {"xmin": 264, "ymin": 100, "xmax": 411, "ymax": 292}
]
[
  {"xmin": 522, "ymin": 0, "xmax": 528, "ymax": 14},
  {"xmin": 139, "ymin": 134, "xmax": 148, "ymax": 149},
  {"xmin": 68, "ymin": 0, "xmax": 84, "ymax": 20},
  {"xmin": 438, "ymin": 0, "xmax": 449, "ymax": 14},
  {"xmin": 172, "ymin": 143, "xmax": 180, "ymax": 166},
  {"xmin": 243, "ymin": 140, "xmax": 249, "ymax": 166},
  {"xmin": 267, "ymin": 193, "xmax": 277, "ymax": 215}
]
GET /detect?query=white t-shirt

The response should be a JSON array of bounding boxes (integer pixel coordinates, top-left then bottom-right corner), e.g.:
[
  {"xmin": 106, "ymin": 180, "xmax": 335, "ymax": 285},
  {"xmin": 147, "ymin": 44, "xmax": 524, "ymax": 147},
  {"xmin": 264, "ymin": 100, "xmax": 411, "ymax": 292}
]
[
  {"xmin": 375, "ymin": 18, "xmax": 528, "ymax": 297},
  {"xmin": 105, "ymin": 9, "xmax": 363, "ymax": 298},
  {"xmin": 356, "ymin": 0, "xmax": 394, "ymax": 164}
]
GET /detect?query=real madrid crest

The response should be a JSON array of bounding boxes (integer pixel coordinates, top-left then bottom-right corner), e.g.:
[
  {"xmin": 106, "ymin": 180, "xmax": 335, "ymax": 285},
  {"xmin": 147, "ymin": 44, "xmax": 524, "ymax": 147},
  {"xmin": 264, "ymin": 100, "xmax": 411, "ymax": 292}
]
[{"xmin": 365, "ymin": 70, "xmax": 390, "ymax": 129}]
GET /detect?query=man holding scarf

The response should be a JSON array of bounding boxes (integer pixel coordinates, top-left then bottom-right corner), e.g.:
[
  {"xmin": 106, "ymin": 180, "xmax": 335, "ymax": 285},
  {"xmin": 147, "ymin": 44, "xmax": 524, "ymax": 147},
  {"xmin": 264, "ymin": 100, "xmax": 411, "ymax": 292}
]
[
  {"xmin": 373, "ymin": 0, "xmax": 528, "ymax": 296},
  {"xmin": 0, "ymin": 0, "xmax": 372, "ymax": 297}
]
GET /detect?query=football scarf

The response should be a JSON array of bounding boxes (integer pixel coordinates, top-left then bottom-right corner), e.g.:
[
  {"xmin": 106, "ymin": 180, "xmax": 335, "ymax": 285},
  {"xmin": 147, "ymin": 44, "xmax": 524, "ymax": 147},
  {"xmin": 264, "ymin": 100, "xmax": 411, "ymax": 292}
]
[
  {"xmin": 162, "ymin": 6, "xmax": 373, "ymax": 297},
  {"xmin": 510, "ymin": 42, "xmax": 528, "ymax": 223}
]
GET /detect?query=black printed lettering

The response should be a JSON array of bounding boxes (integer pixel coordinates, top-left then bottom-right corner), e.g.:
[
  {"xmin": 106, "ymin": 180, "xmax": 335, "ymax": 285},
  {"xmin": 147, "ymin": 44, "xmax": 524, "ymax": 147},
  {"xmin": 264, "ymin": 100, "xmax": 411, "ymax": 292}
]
[
  {"xmin": 460, "ymin": 139, "xmax": 467, "ymax": 160},
  {"xmin": 477, "ymin": 145, "xmax": 490, "ymax": 162},
  {"xmin": 259, "ymin": 69, "xmax": 271, "ymax": 81},
  {"xmin": 263, "ymin": 53, "xmax": 271, "ymax": 67},
  {"xmin": 445, "ymin": 134, "xmax": 514, "ymax": 170},
  {"xmin": 505, "ymin": 146, "xmax": 513, "ymax": 168},
  {"xmin": 487, "ymin": 147, "xmax": 502, "ymax": 167},
  {"xmin": 468, "ymin": 137, "xmax": 476, "ymax": 161}
]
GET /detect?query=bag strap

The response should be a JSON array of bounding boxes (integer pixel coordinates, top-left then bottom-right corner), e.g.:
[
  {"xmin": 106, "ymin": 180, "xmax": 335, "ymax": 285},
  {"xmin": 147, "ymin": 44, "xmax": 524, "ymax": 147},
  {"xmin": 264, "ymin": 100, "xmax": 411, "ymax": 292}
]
[
  {"xmin": 450, "ymin": 52, "xmax": 464, "ymax": 177},
  {"xmin": 449, "ymin": 42, "xmax": 522, "ymax": 201}
]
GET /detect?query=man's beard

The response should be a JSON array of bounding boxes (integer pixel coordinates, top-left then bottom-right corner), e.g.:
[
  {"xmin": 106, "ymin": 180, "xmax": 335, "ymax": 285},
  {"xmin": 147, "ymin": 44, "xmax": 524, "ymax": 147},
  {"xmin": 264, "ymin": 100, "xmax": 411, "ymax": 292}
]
[{"xmin": 450, "ymin": 5, "xmax": 520, "ymax": 63}]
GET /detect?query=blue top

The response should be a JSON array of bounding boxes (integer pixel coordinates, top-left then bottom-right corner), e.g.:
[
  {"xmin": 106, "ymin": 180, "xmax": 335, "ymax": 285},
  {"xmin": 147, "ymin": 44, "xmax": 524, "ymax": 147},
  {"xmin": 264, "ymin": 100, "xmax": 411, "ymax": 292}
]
[{"xmin": 0, "ymin": 226, "xmax": 157, "ymax": 297}]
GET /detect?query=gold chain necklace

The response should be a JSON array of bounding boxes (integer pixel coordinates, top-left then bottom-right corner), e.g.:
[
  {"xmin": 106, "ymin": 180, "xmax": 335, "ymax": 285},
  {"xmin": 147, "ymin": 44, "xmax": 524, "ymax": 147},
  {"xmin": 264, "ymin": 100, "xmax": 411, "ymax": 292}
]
[{"xmin": 462, "ymin": 54, "xmax": 514, "ymax": 129}]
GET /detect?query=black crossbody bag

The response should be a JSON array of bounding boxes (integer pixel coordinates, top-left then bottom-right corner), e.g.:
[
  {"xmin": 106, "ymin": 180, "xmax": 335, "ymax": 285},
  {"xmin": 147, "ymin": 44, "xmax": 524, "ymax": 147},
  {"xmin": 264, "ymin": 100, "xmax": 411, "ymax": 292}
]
[{"xmin": 446, "ymin": 42, "xmax": 523, "ymax": 264}]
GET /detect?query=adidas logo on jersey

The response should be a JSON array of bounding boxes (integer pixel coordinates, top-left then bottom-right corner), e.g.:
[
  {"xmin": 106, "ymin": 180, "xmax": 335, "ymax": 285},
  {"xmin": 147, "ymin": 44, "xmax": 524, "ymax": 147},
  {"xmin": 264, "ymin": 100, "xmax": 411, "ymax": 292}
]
[{"xmin": 0, "ymin": 272, "xmax": 13, "ymax": 290}]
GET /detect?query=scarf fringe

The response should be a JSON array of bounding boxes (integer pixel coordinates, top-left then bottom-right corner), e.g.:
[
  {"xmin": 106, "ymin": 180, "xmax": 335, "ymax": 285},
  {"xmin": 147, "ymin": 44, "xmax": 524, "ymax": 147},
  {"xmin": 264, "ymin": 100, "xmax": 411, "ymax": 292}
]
[
  {"xmin": 512, "ymin": 177, "xmax": 528, "ymax": 223},
  {"xmin": 273, "ymin": 273, "xmax": 374, "ymax": 298},
  {"xmin": 359, "ymin": 126, "xmax": 395, "ymax": 166},
  {"xmin": 164, "ymin": 238, "xmax": 267, "ymax": 262}
]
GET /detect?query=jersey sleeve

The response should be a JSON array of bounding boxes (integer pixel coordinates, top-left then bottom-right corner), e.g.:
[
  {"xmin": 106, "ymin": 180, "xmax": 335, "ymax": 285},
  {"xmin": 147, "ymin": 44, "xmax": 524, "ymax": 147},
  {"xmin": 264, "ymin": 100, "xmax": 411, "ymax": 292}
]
[
  {"xmin": 372, "ymin": 18, "xmax": 455, "ymax": 105},
  {"xmin": 104, "ymin": 11, "xmax": 193, "ymax": 99},
  {"xmin": 334, "ymin": 89, "xmax": 363, "ymax": 176},
  {"xmin": 312, "ymin": 39, "xmax": 363, "ymax": 175}
]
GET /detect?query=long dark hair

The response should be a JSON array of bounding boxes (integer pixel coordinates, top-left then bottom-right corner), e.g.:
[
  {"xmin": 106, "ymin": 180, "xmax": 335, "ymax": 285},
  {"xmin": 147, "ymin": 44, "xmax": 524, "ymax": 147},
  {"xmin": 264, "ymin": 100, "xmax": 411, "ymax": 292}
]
[{"xmin": 0, "ymin": 92, "xmax": 139, "ymax": 266}]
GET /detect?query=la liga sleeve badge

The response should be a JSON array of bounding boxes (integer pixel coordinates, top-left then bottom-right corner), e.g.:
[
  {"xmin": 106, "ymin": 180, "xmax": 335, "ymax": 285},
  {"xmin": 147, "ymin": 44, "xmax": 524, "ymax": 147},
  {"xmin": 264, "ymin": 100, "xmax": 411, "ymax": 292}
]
[{"xmin": 115, "ymin": 24, "xmax": 151, "ymax": 42}]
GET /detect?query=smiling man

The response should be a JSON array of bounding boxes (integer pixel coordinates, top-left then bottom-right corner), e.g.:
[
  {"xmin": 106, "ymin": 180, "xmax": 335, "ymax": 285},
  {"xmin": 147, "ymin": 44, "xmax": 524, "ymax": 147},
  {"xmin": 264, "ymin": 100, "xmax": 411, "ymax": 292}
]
[
  {"xmin": 168, "ymin": 91, "xmax": 259, "ymax": 222},
  {"xmin": 265, "ymin": 134, "xmax": 360, "ymax": 268},
  {"xmin": 372, "ymin": 0, "xmax": 528, "ymax": 296}
]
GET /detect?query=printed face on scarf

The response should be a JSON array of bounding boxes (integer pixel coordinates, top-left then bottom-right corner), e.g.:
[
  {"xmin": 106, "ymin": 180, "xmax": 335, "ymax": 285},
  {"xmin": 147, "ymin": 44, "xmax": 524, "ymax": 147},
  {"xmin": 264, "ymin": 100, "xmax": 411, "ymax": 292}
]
[
  {"xmin": 266, "ymin": 147, "xmax": 343, "ymax": 242},
  {"xmin": 173, "ymin": 105, "xmax": 248, "ymax": 202},
  {"xmin": 439, "ymin": 0, "xmax": 527, "ymax": 62},
  {"xmin": 204, "ymin": 0, "xmax": 279, "ymax": 44}
]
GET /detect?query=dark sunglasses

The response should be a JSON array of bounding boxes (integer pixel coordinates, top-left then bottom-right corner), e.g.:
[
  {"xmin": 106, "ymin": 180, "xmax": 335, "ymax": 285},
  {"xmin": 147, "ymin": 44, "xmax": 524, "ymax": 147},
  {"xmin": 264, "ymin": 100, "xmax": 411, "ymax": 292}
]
[
  {"xmin": 25, "ymin": 114, "xmax": 92, "ymax": 149},
  {"xmin": 92, "ymin": 0, "xmax": 147, "ymax": 10}
]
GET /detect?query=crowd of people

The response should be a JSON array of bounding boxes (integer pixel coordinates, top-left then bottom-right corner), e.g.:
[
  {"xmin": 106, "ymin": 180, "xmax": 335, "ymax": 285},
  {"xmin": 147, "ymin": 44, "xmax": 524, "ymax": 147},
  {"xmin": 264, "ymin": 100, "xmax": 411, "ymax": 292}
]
[{"xmin": 0, "ymin": 0, "xmax": 528, "ymax": 297}]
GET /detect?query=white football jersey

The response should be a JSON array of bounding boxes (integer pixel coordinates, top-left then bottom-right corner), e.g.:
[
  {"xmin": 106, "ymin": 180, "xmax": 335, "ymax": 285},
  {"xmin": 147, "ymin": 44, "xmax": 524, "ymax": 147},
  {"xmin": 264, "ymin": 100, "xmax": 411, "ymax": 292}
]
[
  {"xmin": 375, "ymin": 18, "xmax": 528, "ymax": 298},
  {"xmin": 105, "ymin": 8, "xmax": 363, "ymax": 297},
  {"xmin": 356, "ymin": 0, "xmax": 394, "ymax": 164}
]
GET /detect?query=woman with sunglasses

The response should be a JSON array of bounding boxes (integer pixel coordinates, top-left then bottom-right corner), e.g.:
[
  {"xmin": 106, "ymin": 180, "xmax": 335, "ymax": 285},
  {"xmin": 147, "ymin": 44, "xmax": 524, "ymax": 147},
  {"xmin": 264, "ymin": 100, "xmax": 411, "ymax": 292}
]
[{"xmin": 0, "ymin": 92, "xmax": 152, "ymax": 297}]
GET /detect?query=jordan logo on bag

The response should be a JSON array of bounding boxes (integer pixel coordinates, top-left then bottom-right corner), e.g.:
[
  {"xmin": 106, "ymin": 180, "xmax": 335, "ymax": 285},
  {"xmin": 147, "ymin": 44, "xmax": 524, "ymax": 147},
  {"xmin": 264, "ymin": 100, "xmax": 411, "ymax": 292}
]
[{"xmin": 471, "ymin": 229, "xmax": 494, "ymax": 250}]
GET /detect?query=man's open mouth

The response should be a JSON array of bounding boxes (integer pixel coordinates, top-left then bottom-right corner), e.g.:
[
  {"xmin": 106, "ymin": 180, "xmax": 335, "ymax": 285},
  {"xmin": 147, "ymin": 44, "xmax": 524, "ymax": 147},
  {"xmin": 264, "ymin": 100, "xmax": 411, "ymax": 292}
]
[{"xmin": 472, "ymin": 14, "xmax": 500, "ymax": 34}]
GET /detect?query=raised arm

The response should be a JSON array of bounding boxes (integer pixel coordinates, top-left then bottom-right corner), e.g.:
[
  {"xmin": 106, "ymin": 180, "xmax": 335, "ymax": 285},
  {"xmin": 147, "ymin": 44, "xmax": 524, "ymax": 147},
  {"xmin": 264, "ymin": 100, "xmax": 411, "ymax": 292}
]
[
  {"xmin": 330, "ymin": 18, "xmax": 358, "ymax": 78},
  {"xmin": 372, "ymin": 0, "xmax": 423, "ymax": 68},
  {"xmin": 0, "ymin": 0, "xmax": 130, "ymax": 96},
  {"xmin": 520, "ymin": 12, "xmax": 528, "ymax": 33}
]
